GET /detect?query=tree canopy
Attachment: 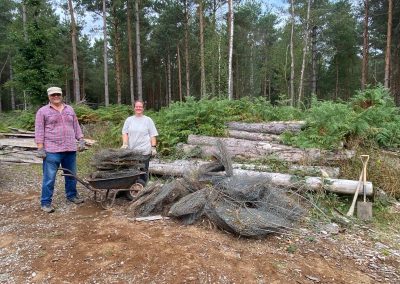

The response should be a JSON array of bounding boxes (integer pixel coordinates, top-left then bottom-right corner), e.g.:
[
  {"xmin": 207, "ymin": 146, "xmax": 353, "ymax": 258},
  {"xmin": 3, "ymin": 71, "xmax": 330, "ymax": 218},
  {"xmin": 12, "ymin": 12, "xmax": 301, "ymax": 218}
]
[{"xmin": 0, "ymin": 0, "xmax": 399, "ymax": 111}]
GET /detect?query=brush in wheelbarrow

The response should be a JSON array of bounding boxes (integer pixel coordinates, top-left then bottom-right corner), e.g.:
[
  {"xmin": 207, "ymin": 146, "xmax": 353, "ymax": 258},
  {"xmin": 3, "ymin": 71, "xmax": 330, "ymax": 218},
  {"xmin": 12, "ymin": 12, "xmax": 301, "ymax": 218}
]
[{"xmin": 59, "ymin": 168, "xmax": 145, "ymax": 209}]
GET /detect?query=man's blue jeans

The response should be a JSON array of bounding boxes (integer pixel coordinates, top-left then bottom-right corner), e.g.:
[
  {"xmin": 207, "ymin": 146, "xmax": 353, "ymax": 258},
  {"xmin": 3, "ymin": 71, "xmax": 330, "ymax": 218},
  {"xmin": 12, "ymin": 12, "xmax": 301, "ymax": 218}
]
[{"xmin": 41, "ymin": 151, "xmax": 77, "ymax": 206}]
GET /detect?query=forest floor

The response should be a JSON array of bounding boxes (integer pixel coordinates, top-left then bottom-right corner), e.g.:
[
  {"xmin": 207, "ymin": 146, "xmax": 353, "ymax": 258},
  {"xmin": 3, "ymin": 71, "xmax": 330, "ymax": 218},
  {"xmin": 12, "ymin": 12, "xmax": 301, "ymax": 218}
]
[{"xmin": 1, "ymin": 163, "xmax": 399, "ymax": 284}]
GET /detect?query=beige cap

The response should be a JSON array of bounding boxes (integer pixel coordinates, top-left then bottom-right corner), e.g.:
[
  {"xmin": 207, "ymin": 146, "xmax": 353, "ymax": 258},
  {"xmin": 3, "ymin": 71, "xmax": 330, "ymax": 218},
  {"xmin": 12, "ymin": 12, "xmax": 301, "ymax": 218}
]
[{"xmin": 47, "ymin": 87, "xmax": 62, "ymax": 96}]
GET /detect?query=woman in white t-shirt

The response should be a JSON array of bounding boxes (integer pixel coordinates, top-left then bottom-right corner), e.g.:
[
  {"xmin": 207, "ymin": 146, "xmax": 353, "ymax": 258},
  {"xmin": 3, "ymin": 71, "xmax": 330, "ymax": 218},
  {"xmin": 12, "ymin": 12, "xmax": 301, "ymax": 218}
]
[{"xmin": 121, "ymin": 100, "xmax": 158, "ymax": 185}]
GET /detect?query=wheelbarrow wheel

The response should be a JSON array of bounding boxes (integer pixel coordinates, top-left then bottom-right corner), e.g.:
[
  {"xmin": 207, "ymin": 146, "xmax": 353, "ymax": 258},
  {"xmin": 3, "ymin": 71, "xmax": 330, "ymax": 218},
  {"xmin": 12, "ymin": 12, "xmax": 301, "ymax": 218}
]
[{"xmin": 126, "ymin": 183, "xmax": 144, "ymax": 201}]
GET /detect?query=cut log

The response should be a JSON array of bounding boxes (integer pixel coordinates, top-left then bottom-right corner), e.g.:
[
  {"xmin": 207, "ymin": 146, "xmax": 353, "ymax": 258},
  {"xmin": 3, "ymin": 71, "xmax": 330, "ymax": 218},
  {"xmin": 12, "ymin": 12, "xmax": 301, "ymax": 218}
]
[
  {"xmin": 7, "ymin": 127, "xmax": 35, "ymax": 134},
  {"xmin": 0, "ymin": 150, "xmax": 42, "ymax": 164},
  {"xmin": 228, "ymin": 130, "xmax": 281, "ymax": 142},
  {"xmin": 227, "ymin": 121, "xmax": 305, "ymax": 134},
  {"xmin": 149, "ymin": 159, "xmax": 206, "ymax": 177},
  {"xmin": 231, "ymin": 169, "xmax": 373, "ymax": 196},
  {"xmin": 0, "ymin": 138, "xmax": 37, "ymax": 149},
  {"xmin": 0, "ymin": 138, "xmax": 96, "ymax": 149},
  {"xmin": 149, "ymin": 160, "xmax": 340, "ymax": 178},
  {"xmin": 233, "ymin": 163, "xmax": 340, "ymax": 178},
  {"xmin": 3, "ymin": 133, "xmax": 35, "ymax": 138},
  {"xmin": 188, "ymin": 134, "xmax": 293, "ymax": 149},
  {"xmin": 148, "ymin": 160, "xmax": 371, "ymax": 196}
]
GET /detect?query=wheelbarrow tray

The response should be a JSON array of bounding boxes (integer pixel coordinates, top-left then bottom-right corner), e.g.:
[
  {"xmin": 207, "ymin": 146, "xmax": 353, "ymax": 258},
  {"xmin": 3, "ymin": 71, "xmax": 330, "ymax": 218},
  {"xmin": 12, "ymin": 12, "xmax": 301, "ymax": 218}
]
[{"xmin": 87, "ymin": 174, "xmax": 142, "ymax": 189}]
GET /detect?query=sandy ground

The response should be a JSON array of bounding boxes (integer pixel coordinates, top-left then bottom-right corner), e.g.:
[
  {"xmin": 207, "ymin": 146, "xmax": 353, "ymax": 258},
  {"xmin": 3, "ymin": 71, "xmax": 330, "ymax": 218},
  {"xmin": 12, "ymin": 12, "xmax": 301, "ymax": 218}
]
[{"xmin": 0, "ymin": 163, "xmax": 399, "ymax": 284}]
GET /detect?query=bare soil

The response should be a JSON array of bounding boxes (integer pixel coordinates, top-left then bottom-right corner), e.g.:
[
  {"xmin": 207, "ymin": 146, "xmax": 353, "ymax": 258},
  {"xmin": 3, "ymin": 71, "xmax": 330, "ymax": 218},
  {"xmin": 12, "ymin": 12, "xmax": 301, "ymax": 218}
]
[{"xmin": 1, "ymin": 163, "xmax": 399, "ymax": 284}]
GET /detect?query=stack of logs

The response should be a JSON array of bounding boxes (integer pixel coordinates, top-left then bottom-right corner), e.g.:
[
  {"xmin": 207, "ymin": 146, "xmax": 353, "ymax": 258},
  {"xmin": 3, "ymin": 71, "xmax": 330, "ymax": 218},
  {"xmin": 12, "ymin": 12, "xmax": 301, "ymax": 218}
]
[
  {"xmin": 0, "ymin": 128, "xmax": 42, "ymax": 164},
  {"xmin": 178, "ymin": 121, "xmax": 355, "ymax": 163},
  {"xmin": 0, "ymin": 128, "xmax": 95, "ymax": 164}
]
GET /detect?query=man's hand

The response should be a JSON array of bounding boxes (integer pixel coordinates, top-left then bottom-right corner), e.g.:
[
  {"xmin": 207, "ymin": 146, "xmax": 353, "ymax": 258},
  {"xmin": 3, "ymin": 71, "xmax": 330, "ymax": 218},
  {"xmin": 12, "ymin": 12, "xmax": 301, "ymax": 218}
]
[
  {"xmin": 121, "ymin": 143, "xmax": 128, "ymax": 149},
  {"xmin": 151, "ymin": 146, "xmax": 157, "ymax": 157},
  {"xmin": 37, "ymin": 148, "xmax": 46, "ymax": 159},
  {"xmin": 78, "ymin": 139, "xmax": 86, "ymax": 152}
]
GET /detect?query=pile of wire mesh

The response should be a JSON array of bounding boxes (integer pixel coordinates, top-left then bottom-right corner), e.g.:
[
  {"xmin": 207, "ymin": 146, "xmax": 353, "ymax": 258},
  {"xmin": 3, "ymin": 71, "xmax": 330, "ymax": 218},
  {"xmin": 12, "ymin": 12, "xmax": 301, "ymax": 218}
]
[
  {"xmin": 90, "ymin": 149, "xmax": 148, "ymax": 179},
  {"xmin": 128, "ymin": 140, "xmax": 309, "ymax": 237}
]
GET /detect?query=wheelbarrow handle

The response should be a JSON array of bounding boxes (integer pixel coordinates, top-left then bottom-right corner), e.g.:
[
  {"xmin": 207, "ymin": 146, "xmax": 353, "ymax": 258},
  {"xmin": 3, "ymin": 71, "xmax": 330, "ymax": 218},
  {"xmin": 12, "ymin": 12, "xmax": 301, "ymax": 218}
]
[{"xmin": 58, "ymin": 167, "xmax": 90, "ymax": 188}]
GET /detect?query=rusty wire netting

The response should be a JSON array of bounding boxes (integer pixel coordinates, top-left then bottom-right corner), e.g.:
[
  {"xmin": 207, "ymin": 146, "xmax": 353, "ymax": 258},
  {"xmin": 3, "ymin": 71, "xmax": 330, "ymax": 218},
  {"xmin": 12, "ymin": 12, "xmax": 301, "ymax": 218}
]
[{"xmin": 128, "ymin": 140, "xmax": 316, "ymax": 237}]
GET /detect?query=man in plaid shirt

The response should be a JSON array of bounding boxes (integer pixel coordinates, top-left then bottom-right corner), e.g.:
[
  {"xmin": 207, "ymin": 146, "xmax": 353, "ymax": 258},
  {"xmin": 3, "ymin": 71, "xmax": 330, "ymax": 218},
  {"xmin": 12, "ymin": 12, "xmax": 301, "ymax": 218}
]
[{"xmin": 35, "ymin": 87, "xmax": 86, "ymax": 213}]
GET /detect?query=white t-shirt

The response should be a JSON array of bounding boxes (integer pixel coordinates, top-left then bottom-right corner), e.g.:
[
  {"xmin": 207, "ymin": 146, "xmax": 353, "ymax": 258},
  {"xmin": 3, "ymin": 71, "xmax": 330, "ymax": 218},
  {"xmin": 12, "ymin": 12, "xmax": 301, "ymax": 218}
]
[{"xmin": 122, "ymin": 115, "xmax": 158, "ymax": 155}]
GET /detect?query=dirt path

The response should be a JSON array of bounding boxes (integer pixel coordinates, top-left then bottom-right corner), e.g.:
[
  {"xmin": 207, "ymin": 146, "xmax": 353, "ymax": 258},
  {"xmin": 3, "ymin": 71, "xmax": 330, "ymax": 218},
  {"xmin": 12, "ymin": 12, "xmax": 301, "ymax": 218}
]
[{"xmin": 0, "ymin": 164, "xmax": 399, "ymax": 283}]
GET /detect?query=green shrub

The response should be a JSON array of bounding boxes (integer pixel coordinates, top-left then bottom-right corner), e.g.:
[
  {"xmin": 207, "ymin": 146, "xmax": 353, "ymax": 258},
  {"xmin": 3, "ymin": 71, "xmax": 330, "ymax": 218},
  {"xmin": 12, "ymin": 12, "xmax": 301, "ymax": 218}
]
[
  {"xmin": 282, "ymin": 99, "xmax": 355, "ymax": 149},
  {"xmin": 283, "ymin": 87, "xmax": 400, "ymax": 149},
  {"xmin": 95, "ymin": 104, "xmax": 133, "ymax": 124},
  {"xmin": 73, "ymin": 104, "xmax": 100, "ymax": 124},
  {"xmin": 13, "ymin": 110, "xmax": 36, "ymax": 131}
]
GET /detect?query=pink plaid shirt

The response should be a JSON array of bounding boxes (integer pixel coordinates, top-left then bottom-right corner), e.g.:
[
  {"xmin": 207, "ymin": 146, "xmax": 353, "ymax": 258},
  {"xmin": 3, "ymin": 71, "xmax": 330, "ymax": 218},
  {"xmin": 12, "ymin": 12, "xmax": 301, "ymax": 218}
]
[{"xmin": 34, "ymin": 104, "xmax": 83, "ymax": 152}]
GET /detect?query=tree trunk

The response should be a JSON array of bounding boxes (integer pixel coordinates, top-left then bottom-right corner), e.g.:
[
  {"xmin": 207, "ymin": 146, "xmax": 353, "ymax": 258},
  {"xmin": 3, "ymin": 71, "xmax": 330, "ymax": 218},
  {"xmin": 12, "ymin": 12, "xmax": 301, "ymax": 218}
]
[
  {"xmin": 268, "ymin": 74, "xmax": 271, "ymax": 101},
  {"xmin": 112, "ymin": 5, "xmax": 122, "ymax": 105},
  {"xmin": 65, "ymin": 76, "xmax": 70, "ymax": 103},
  {"xmin": 235, "ymin": 54, "xmax": 239, "ymax": 99},
  {"xmin": 263, "ymin": 72, "xmax": 267, "ymax": 98},
  {"xmin": 361, "ymin": 0, "xmax": 369, "ymax": 90},
  {"xmin": 135, "ymin": 0, "xmax": 143, "ymax": 101},
  {"xmin": 177, "ymin": 44, "xmax": 182, "ymax": 102},
  {"xmin": 22, "ymin": 3, "xmax": 28, "ymax": 42},
  {"xmin": 103, "ymin": 0, "xmax": 109, "ymax": 106},
  {"xmin": 81, "ymin": 67, "xmax": 86, "ymax": 101},
  {"xmin": 396, "ymin": 43, "xmax": 400, "ymax": 105},
  {"xmin": 198, "ymin": 0, "xmax": 206, "ymax": 98},
  {"xmin": 165, "ymin": 61, "xmax": 168, "ymax": 105},
  {"xmin": 127, "ymin": 0, "xmax": 135, "ymax": 106},
  {"xmin": 186, "ymin": 135, "xmax": 290, "ymax": 149},
  {"xmin": 311, "ymin": 25, "xmax": 317, "ymax": 95},
  {"xmin": 10, "ymin": 57, "xmax": 15, "ymax": 110},
  {"xmin": 23, "ymin": 91, "xmax": 27, "ymax": 110},
  {"xmin": 335, "ymin": 57, "xmax": 339, "ymax": 100},
  {"xmin": 227, "ymin": 121, "xmax": 305, "ymax": 134},
  {"xmin": 167, "ymin": 54, "xmax": 172, "ymax": 105},
  {"xmin": 290, "ymin": 0, "xmax": 295, "ymax": 106},
  {"xmin": 0, "ymin": 55, "xmax": 9, "ymax": 112},
  {"xmin": 184, "ymin": 0, "xmax": 190, "ymax": 98},
  {"xmin": 159, "ymin": 75, "xmax": 162, "ymax": 108},
  {"xmin": 210, "ymin": 0, "xmax": 217, "ymax": 96},
  {"xmin": 227, "ymin": 0, "xmax": 234, "ymax": 100},
  {"xmin": 250, "ymin": 35, "xmax": 254, "ymax": 96},
  {"xmin": 218, "ymin": 35, "xmax": 221, "ymax": 96},
  {"xmin": 68, "ymin": 0, "xmax": 80, "ymax": 103},
  {"xmin": 228, "ymin": 130, "xmax": 281, "ymax": 143},
  {"xmin": 298, "ymin": 0, "xmax": 311, "ymax": 106},
  {"xmin": 384, "ymin": 0, "xmax": 392, "ymax": 89},
  {"xmin": 285, "ymin": 44, "xmax": 289, "ymax": 96}
]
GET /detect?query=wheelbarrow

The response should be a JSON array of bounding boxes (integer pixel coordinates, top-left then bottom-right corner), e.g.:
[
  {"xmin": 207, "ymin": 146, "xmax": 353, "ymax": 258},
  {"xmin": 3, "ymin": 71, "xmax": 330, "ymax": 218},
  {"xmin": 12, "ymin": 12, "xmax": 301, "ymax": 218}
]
[{"xmin": 59, "ymin": 168, "xmax": 145, "ymax": 209}]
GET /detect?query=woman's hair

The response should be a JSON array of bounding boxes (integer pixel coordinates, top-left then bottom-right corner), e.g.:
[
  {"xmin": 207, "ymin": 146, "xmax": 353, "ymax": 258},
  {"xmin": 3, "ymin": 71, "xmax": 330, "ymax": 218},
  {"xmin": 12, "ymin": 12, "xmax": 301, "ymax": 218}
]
[{"xmin": 134, "ymin": 100, "xmax": 145, "ymax": 107}]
